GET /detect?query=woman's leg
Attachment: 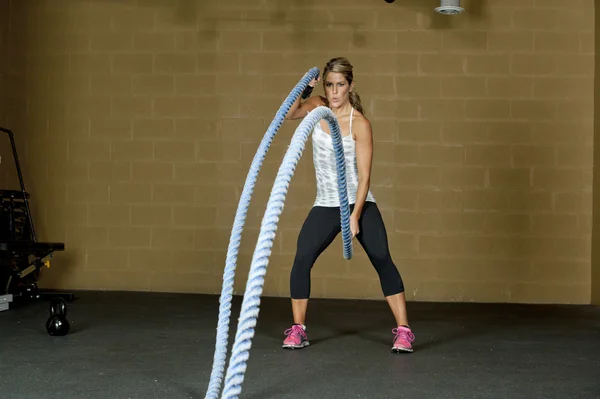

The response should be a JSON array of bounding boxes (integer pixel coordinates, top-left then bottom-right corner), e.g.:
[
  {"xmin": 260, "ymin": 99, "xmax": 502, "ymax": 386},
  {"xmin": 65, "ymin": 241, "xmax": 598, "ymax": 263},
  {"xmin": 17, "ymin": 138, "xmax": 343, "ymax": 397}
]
[
  {"xmin": 355, "ymin": 202, "xmax": 415, "ymax": 352},
  {"xmin": 289, "ymin": 206, "xmax": 341, "ymax": 324},
  {"xmin": 283, "ymin": 206, "xmax": 340, "ymax": 349},
  {"xmin": 385, "ymin": 292, "xmax": 409, "ymax": 327}
]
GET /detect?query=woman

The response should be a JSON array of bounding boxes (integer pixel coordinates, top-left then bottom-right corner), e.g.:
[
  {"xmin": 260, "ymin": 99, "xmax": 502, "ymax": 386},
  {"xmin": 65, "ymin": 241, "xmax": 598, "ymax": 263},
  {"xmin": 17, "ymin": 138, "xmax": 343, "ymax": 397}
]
[{"xmin": 282, "ymin": 57, "xmax": 415, "ymax": 353}]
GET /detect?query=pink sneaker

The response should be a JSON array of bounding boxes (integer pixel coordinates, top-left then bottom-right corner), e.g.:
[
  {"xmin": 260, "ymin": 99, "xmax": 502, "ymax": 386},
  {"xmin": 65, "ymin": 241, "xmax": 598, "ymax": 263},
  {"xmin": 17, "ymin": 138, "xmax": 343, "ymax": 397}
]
[
  {"xmin": 282, "ymin": 324, "xmax": 309, "ymax": 349},
  {"xmin": 391, "ymin": 326, "xmax": 415, "ymax": 353}
]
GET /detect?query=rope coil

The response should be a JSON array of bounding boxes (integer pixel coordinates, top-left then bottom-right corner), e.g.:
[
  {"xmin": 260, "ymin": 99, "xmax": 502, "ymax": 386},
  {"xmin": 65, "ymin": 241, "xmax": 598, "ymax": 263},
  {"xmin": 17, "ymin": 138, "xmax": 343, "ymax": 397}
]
[{"xmin": 205, "ymin": 68, "xmax": 352, "ymax": 399}]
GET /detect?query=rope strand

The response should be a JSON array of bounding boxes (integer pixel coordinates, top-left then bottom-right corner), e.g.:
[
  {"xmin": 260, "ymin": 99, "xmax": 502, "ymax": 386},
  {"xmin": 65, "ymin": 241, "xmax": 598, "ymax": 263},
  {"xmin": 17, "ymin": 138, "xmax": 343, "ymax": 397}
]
[{"xmin": 204, "ymin": 68, "xmax": 352, "ymax": 399}]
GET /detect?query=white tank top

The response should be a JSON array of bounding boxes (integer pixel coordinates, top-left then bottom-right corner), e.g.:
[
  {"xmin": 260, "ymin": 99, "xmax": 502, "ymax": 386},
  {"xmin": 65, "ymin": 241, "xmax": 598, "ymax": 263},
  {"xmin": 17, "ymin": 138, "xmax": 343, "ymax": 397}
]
[{"xmin": 311, "ymin": 107, "xmax": 376, "ymax": 207}]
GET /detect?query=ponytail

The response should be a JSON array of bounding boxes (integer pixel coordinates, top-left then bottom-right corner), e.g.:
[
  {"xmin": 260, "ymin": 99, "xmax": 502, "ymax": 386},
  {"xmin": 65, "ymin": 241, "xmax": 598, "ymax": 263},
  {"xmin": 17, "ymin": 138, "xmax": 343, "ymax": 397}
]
[{"xmin": 349, "ymin": 90, "xmax": 364, "ymax": 115}]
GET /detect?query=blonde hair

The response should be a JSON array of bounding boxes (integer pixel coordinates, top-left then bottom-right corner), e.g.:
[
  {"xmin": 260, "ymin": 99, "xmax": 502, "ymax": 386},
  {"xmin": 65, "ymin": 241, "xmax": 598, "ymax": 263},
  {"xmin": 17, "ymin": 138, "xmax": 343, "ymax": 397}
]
[{"xmin": 322, "ymin": 57, "xmax": 364, "ymax": 115}]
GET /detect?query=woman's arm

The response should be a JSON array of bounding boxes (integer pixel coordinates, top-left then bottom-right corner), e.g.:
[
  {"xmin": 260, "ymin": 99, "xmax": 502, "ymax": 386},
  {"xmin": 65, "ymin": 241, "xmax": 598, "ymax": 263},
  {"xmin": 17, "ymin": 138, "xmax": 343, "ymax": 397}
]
[
  {"xmin": 350, "ymin": 116, "xmax": 374, "ymax": 235},
  {"xmin": 285, "ymin": 77, "xmax": 324, "ymax": 120},
  {"xmin": 285, "ymin": 95, "xmax": 325, "ymax": 120}
]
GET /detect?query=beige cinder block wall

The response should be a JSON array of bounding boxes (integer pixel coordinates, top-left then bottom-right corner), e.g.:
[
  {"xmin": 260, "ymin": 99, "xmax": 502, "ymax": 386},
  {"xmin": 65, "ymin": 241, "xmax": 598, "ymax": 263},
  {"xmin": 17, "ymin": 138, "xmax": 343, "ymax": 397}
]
[
  {"xmin": 0, "ymin": 1, "xmax": 22, "ymax": 191},
  {"xmin": 0, "ymin": 0, "xmax": 12, "ymax": 188},
  {"xmin": 2, "ymin": 0, "xmax": 594, "ymax": 304},
  {"xmin": 592, "ymin": 0, "xmax": 600, "ymax": 306},
  {"xmin": 0, "ymin": 0, "xmax": 7, "ymax": 126}
]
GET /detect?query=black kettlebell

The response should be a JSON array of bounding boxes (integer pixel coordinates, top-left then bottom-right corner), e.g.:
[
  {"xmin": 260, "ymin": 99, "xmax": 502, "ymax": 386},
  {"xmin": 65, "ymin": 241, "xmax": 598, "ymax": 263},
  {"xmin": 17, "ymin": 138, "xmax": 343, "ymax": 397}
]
[{"xmin": 46, "ymin": 298, "xmax": 70, "ymax": 336}]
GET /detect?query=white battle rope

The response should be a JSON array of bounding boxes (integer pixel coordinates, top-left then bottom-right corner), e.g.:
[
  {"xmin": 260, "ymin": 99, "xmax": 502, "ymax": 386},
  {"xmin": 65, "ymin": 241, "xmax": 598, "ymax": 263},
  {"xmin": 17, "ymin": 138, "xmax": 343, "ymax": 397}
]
[{"xmin": 205, "ymin": 68, "xmax": 352, "ymax": 399}]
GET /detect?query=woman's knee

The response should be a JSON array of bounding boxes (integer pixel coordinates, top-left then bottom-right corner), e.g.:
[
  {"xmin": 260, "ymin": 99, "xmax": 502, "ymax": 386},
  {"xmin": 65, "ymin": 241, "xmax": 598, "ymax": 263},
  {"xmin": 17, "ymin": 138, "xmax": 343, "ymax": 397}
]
[
  {"xmin": 369, "ymin": 251, "xmax": 394, "ymax": 269},
  {"xmin": 290, "ymin": 258, "xmax": 313, "ymax": 299},
  {"xmin": 370, "ymin": 256, "xmax": 405, "ymax": 295},
  {"xmin": 381, "ymin": 269, "xmax": 405, "ymax": 296},
  {"xmin": 291, "ymin": 252, "xmax": 315, "ymax": 271}
]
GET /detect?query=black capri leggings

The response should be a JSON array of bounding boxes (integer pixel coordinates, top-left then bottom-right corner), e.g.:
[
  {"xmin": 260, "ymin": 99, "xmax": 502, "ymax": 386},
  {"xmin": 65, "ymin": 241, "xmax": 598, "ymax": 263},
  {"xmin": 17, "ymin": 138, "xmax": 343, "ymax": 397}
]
[{"xmin": 290, "ymin": 201, "xmax": 405, "ymax": 299}]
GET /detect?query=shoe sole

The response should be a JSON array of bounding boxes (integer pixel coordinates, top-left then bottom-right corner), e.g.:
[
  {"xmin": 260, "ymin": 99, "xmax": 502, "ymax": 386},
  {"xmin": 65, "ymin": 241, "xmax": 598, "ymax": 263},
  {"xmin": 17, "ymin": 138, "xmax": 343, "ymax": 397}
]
[
  {"xmin": 282, "ymin": 341, "xmax": 310, "ymax": 349},
  {"xmin": 391, "ymin": 347, "xmax": 413, "ymax": 353}
]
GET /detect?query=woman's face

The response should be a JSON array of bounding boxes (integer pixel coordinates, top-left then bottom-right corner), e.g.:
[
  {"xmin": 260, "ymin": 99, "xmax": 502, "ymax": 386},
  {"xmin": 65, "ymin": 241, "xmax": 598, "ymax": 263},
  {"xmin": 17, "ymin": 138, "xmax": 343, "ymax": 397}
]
[{"xmin": 323, "ymin": 72, "xmax": 353, "ymax": 108}]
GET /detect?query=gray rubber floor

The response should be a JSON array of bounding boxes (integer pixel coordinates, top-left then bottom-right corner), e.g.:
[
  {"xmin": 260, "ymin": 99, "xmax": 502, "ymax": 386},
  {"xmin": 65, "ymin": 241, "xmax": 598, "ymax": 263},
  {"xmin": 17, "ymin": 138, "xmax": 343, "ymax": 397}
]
[{"xmin": 1, "ymin": 291, "xmax": 599, "ymax": 399}]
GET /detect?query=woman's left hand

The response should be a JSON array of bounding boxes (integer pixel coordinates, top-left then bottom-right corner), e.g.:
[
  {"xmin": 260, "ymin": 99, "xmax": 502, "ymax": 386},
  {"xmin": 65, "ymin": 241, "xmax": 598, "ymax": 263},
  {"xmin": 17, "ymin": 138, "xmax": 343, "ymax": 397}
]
[{"xmin": 350, "ymin": 215, "xmax": 360, "ymax": 238}]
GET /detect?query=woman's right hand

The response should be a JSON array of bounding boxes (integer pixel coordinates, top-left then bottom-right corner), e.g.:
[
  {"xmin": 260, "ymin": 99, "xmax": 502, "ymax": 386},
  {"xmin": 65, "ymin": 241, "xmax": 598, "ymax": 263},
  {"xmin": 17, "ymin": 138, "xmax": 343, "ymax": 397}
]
[{"xmin": 286, "ymin": 76, "xmax": 322, "ymax": 120}]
